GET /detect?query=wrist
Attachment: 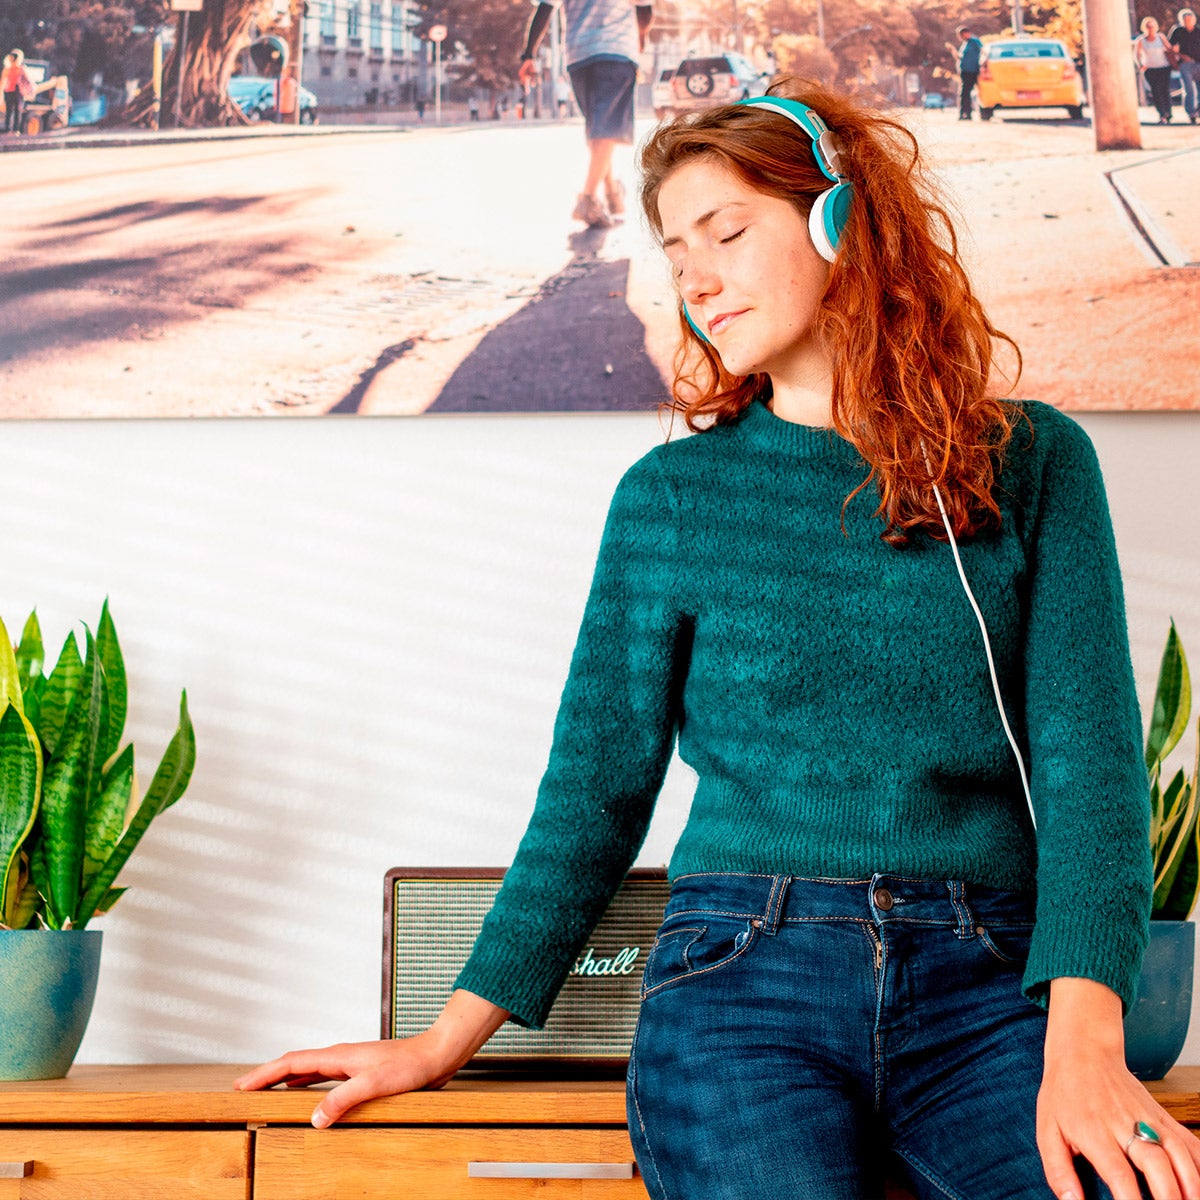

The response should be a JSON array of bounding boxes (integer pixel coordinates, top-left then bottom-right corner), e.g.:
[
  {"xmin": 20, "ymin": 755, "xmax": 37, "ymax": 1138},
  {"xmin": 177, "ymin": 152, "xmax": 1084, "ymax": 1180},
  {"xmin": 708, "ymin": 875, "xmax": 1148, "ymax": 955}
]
[{"xmin": 1045, "ymin": 977, "xmax": 1126, "ymax": 1058}]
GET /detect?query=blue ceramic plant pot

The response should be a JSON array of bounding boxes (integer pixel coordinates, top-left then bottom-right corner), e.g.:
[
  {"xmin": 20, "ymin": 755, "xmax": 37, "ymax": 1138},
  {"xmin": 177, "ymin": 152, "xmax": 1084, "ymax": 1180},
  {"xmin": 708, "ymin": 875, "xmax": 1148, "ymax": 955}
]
[
  {"xmin": 1124, "ymin": 920, "xmax": 1195, "ymax": 1081},
  {"xmin": 0, "ymin": 930, "xmax": 103, "ymax": 1080}
]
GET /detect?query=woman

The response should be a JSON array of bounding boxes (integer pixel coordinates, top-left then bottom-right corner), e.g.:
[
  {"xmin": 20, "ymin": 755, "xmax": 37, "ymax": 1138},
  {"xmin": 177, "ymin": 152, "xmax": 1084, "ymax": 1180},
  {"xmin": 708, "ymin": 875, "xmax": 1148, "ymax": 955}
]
[
  {"xmin": 1, "ymin": 50, "xmax": 30, "ymax": 135},
  {"xmin": 239, "ymin": 82, "xmax": 1198, "ymax": 1199},
  {"xmin": 1135, "ymin": 17, "xmax": 1177, "ymax": 123}
]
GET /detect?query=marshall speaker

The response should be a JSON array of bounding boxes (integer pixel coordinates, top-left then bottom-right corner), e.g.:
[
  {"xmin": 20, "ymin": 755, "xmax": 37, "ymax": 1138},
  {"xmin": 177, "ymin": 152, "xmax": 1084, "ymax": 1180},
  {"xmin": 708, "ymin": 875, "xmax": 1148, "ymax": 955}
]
[{"xmin": 383, "ymin": 867, "xmax": 669, "ymax": 1066}]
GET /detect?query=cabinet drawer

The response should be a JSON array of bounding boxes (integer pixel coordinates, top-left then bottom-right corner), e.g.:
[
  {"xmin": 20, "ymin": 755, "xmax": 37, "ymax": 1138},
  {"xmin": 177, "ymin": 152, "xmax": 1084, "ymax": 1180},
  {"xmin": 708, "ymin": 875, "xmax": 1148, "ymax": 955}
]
[
  {"xmin": 255, "ymin": 1127, "xmax": 649, "ymax": 1199},
  {"xmin": 0, "ymin": 1129, "xmax": 249, "ymax": 1199}
]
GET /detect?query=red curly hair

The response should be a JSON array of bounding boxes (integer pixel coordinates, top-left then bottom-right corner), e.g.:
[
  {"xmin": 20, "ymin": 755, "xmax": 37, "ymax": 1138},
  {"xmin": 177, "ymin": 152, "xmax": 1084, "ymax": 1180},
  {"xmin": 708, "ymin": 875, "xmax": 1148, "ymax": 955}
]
[{"xmin": 640, "ymin": 79, "xmax": 1024, "ymax": 546}]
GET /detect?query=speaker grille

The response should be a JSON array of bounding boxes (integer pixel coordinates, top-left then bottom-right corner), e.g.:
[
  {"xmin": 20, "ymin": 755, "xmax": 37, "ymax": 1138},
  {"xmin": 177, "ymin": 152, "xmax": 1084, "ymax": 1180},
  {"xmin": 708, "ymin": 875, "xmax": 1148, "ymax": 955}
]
[{"xmin": 384, "ymin": 869, "xmax": 669, "ymax": 1063}]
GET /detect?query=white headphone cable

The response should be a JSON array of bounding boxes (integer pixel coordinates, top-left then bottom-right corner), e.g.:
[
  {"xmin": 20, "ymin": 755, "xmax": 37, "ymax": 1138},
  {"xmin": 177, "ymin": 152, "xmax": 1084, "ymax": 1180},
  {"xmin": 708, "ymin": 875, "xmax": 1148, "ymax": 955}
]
[{"xmin": 928, "ymin": 475, "xmax": 1037, "ymax": 832}]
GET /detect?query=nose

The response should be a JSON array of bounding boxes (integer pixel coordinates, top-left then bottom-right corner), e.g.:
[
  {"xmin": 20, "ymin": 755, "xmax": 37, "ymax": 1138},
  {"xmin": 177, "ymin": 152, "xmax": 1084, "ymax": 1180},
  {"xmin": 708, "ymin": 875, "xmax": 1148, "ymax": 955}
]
[{"xmin": 677, "ymin": 252, "xmax": 721, "ymax": 308}]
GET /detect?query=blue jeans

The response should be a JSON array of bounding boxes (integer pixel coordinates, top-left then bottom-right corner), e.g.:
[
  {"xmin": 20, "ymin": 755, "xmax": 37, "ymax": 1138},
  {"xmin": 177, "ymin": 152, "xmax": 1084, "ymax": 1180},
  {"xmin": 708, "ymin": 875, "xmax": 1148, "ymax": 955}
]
[
  {"xmin": 1180, "ymin": 61, "xmax": 1200, "ymax": 118},
  {"xmin": 626, "ymin": 872, "xmax": 1144, "ymax": 1200}
]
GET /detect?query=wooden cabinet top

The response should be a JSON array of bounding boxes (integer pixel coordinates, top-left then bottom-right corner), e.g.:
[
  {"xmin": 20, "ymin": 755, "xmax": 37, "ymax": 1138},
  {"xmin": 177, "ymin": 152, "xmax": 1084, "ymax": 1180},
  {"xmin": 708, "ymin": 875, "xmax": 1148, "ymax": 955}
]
[
  {"xmin": 0, "ymin": 1064, "xmax": 633, "ymax": 1125},
  {"xmin": 3, "ymin": 1064, "xmax": 1200, "ymax": 1127}
]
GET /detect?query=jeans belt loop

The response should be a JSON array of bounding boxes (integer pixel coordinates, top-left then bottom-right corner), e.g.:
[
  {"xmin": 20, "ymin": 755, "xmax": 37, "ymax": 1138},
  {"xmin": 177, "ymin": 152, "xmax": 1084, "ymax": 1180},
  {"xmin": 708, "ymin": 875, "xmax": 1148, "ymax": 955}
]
[
  {"xmin": 760, "ymin": 874, "xmax": 791, "ymax": 937},
  {"xmin": 949, "ymin": 879, "xmax": 975, "ymax": 940}
]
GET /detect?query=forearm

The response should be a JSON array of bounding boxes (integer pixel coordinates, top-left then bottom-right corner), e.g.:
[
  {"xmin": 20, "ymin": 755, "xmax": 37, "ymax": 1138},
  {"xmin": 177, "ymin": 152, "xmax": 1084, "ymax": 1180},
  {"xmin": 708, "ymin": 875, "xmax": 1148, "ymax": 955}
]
[
  {"xmin": 522, "ymin": 3, "xmax": 553, "ymax": 60},
  {"xmin": 636, "ymin": 5, "xmax": 653, "ymax": 50}
]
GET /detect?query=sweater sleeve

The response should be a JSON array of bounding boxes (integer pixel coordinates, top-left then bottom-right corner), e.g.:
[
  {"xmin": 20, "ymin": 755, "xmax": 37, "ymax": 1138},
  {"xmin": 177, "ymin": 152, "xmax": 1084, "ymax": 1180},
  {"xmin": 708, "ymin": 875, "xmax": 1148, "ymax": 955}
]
[
  {"xmin": 454, "ymin": 451, "xmax": 689, "ymax": 1028},
  {"xmin": 1018, "ymin": 406, "xmax": 1152, "ymax": 1012}
]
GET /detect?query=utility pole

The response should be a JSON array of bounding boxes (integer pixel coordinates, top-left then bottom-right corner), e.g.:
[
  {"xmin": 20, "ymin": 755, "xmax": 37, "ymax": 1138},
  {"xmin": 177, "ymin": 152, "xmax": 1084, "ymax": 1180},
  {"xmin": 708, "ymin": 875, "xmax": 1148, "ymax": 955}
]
[
  {"xmin": 817, "ymin": 0, "xmax": 826, "ymax": 43},
  {"xmin": 1082, "ymin": 0, "xmax": 1142, "ymax": 148},
  {"xmin": 292, "ymin": 0, "xmax": 305, "ymax": 124}
]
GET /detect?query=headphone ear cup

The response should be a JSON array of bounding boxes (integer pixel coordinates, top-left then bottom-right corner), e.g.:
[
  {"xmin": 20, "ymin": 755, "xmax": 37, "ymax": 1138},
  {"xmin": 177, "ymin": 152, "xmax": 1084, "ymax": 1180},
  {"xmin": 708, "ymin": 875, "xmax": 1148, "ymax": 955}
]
[
  {"xmin": 683, "ymin": 304, "xmax": 711, "ymax": 344},
  {"xmin": 808, "ymin": 181, "xmax": 853, "ymax": 263}
]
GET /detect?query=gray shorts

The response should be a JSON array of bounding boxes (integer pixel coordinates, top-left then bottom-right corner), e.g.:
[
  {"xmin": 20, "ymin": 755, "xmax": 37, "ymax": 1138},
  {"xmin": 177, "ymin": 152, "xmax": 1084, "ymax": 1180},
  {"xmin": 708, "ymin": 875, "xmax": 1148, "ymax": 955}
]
[{"xmin": 567, "ymin": 56, "xmax": 637, "ymax": 143}]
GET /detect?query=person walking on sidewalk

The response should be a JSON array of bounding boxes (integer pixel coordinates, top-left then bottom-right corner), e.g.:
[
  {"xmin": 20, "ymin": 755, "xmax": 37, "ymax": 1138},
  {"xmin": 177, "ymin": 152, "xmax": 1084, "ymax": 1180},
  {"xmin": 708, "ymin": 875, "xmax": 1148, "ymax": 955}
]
[
  {"xmin": 1169, "ymin": 8, "xmax": 1200, "ymax": 123},
  {"xmin": 518, "ymin": 0, "xmax": 653, "ymax": 228},
  {"xmin": 955, "ymin": 25, "xmax": 983, "ymax": 119},
  {"xmin": 1, "ymin": 49, "xmax": 32, "ymax": 135},
  {"xmin": 1134, "ymin": 17, "xmax": 1177, "ymax": 123}
]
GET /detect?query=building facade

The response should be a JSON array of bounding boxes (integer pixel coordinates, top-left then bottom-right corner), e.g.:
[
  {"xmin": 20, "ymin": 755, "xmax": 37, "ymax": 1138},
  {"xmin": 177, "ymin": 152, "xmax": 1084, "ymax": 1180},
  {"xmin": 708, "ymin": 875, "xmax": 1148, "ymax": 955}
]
[{"xmin": 302, "ymin": 0, "xmax": 425, "ymax": 109}]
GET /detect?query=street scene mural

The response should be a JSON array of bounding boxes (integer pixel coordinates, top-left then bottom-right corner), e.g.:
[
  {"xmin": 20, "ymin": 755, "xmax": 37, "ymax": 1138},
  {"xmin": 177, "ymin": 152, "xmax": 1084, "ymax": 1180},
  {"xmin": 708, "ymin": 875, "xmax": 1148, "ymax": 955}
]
[{"xmin": 0, "ymin": 0, "xmax": 1197, "ymax": 417}]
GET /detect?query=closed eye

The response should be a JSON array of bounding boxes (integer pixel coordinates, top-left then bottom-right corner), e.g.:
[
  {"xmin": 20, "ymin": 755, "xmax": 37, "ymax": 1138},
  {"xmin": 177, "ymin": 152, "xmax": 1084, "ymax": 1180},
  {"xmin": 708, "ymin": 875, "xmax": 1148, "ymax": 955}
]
[{"xmin": 720, "ymin": 228, "xmax": 746, "ymax": 245}]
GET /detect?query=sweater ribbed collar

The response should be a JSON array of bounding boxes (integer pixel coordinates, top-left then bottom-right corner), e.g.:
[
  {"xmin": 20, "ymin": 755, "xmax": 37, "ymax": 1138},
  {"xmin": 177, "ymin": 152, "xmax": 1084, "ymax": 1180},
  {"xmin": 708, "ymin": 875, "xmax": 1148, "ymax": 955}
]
[{"xmin": 736, "ymin": 400, "xmax": 863, "ymax": 464}]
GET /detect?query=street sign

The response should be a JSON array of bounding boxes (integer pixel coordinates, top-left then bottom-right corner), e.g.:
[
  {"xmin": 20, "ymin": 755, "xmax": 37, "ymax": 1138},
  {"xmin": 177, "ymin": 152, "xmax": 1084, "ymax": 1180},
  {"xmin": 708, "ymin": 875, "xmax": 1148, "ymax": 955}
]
[
  {"xmin": 170, "ymin": 0, "xmax": 204, "ymax": 10},
  {"xmin": 428, "ymin": 23, "xmax": 447, "ymax": 42}
]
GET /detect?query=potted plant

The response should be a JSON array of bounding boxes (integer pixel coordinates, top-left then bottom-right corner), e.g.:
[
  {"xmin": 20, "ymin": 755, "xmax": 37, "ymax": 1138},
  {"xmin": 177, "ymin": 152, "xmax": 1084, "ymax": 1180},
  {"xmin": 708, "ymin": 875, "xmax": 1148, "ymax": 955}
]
[
  {"xmin": 0, "ymin": 602, "xmax": 195, "ymax": 1080},
  {"xmin": 1125, "ymin": 620, "xmax": 1199, "ymax": 1080}
]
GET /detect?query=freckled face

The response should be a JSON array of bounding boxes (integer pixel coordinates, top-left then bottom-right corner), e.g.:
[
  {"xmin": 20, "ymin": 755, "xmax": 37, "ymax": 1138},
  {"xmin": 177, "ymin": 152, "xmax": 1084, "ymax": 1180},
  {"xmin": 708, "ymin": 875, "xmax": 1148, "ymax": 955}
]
[{"xmin": 658, "ymin": 157, "xmax": 831, "ymax": 385}]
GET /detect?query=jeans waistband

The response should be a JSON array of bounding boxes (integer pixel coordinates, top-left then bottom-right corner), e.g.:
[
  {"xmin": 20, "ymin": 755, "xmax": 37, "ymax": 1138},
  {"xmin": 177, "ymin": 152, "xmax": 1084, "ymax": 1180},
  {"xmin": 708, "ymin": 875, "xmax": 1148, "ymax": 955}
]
[{"xmin": 664, "ymin": 871, "xmax": 1035, "ymax": 938}]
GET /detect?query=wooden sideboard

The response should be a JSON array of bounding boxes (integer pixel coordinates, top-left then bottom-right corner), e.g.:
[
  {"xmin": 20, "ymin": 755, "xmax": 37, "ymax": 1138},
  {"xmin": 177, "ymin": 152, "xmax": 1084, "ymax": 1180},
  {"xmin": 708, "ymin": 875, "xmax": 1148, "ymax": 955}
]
[{"xmin": 2, "ymin": 1064, "xmax": 1200, "ymax": 1198}]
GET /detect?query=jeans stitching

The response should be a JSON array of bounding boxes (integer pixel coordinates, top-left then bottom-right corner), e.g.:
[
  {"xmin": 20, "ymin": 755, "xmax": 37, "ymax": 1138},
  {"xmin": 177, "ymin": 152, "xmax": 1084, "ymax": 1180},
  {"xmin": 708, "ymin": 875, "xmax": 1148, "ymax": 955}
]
[
  {"xmin": 893, "ymin": 1145, "xmax": 971, "ymax": 1200},
  {"xmin": 626, "ymin": 1029, "xmax": 668, "ymax": 1200},
  {"xmin": 641, "ymin": 925, "xmax": 759, "ymax": 998}
]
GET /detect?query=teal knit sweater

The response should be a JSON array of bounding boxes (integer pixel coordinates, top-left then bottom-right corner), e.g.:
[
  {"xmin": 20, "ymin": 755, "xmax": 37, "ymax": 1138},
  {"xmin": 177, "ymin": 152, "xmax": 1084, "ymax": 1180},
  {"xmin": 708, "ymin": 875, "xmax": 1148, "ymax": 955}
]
[{"xmin": 455, "ymin": 399, "xmax": 1153, "ymax": 1027}]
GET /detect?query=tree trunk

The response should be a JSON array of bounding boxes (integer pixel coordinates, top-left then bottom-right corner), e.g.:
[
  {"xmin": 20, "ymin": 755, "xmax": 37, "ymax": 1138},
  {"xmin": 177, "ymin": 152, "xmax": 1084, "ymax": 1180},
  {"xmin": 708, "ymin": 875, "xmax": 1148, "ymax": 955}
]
[{"xmin": 120, "ymin": 0, "xmax": 266, "ymax": 128}]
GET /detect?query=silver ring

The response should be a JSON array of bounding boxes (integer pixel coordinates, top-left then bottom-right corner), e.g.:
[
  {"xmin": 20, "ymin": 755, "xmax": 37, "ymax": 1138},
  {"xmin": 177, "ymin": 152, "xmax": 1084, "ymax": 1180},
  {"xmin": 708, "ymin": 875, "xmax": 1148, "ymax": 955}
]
[{"xmin": 1124, "ymin": 1121, "xmax": 1163, "ymax": 1155}]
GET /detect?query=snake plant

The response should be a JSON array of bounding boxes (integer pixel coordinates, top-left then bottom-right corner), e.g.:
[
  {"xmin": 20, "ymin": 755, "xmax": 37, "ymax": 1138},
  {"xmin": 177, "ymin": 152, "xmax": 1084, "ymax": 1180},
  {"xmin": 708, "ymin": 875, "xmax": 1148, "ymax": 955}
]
[
  {"xmin": 0, "ymin": 603, "xmax": 195, "ymax": 931},
  {"xmin": 1146, "ymin": 621, "xmax": 1200, "ymax": 921}
]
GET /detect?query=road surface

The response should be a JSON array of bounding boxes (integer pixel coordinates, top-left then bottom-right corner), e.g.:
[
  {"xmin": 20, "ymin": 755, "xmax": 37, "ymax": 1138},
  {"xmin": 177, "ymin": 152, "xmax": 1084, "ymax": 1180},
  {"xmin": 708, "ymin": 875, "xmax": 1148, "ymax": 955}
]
[{"xmin": 1, "ymin": 111, "xmax": 1196, "ymax": 417}]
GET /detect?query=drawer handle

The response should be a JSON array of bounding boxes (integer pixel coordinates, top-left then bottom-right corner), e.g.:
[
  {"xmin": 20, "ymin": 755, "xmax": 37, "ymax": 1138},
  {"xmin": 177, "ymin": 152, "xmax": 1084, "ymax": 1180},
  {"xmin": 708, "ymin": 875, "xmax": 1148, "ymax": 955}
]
[
  {"xmin": 468, "ymin": 1161, "xmax": 634, "ymax": 1180},
  {"xmin": 0, "ymin": 1162, "xmax": 34, "ymax": 1179}
]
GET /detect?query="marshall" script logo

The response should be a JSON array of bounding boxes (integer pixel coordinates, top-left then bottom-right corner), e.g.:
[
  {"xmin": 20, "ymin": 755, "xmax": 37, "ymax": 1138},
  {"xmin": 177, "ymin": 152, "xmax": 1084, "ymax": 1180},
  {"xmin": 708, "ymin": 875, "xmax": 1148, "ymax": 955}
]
[{"xmin": 570, "ymin": 946, "xmax": 641, "ymax": 977}]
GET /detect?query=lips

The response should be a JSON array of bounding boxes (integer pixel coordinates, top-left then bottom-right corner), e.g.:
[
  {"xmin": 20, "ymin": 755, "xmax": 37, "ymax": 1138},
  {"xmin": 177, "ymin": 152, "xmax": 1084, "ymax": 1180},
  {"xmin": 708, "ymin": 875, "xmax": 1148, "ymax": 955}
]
[{"xmin": 708, "ymin": 309, "xmax": 747, "ymax": 337}]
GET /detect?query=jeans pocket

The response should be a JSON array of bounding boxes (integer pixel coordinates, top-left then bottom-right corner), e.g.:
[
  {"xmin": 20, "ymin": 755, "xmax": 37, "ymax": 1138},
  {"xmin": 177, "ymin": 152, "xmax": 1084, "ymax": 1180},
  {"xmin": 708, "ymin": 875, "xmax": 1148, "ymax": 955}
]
[
  {"xmin": 974, "ymin": 922, "xmax": 1034, "ymax": 965},
  {"xmin": 641, "ymin": 915, "xmax": 759, "ymax": 999}
]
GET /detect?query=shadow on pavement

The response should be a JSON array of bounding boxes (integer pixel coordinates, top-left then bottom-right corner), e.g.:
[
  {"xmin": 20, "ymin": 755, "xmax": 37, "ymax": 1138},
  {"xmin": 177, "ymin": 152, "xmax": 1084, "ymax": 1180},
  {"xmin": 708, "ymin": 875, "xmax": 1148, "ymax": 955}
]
[
  {"xmin": 0, "ymin": 193, "xmax": 325, "ymax": 370},
  {"xmin": 427, "ymin": 226, "xmax": 668, "ymax": 413}
]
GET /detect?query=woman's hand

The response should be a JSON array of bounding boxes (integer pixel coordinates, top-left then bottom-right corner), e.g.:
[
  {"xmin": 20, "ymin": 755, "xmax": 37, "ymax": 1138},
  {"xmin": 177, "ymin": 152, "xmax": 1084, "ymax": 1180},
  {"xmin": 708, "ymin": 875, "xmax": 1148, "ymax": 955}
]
[
  {"xmin": 233, "ymin": 989, "xmax": 509, "ymax": 1128},
  {"xmin": 1037, "ymin": 977, "xmax": 1200, "ymax": 1200}
]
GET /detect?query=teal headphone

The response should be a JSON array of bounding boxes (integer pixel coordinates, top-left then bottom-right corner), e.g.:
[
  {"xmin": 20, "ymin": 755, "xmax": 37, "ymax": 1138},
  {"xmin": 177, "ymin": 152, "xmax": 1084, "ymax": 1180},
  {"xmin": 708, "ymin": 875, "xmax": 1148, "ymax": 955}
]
[{"xmin": 682, "ymin": 96, "xmax": 853, "ymax": 344}]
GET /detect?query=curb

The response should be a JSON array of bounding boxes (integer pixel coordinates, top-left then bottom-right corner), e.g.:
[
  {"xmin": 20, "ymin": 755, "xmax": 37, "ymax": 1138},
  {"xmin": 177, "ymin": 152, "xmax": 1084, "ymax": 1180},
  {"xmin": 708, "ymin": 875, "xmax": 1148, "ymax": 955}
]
[
  {"xmin": 1104, "ymin": 149, "xmax": 1197, "ymax": 268},
  {"xmin": 0, "ymin": 121, "xmax": 464, "ymax": 154}
]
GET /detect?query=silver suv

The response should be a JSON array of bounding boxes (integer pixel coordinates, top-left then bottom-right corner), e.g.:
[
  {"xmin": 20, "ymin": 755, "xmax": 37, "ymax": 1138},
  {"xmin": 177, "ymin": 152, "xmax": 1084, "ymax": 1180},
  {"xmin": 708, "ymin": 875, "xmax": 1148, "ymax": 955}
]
[{"xmin": 662, "ymin": 53, "xmax": 770, "ymax": 117}]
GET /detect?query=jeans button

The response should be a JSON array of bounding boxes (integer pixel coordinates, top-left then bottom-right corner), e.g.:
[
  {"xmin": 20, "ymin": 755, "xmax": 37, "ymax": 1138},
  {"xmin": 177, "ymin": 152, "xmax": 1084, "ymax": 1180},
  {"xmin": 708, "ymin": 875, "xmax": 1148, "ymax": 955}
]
[{"xmin": 873, "ymin": 886, "xmax": 895, "ymax": 911}]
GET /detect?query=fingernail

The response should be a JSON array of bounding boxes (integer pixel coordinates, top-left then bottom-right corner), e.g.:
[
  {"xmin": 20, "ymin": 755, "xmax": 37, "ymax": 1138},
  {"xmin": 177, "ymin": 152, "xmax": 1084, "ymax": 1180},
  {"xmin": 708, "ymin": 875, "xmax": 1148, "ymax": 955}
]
[
  {"xmin": 1060, "ymin": 1191, "xmax": 1081, "ymax": 1200},
  {"xmin": 312, "ymin": 1107, "xmax": 329, "ymax": 1129}
]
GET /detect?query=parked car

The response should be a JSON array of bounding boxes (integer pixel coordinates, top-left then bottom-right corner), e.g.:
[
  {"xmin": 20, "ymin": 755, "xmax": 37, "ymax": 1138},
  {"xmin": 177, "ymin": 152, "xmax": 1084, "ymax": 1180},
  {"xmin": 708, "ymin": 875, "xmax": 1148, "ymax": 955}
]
[
  {"xmin": 652, "ymin": 67, "xmax": 676, "ymax": 119},
  {"xmin": 921, "ymin": 92, "xmax": 947, "ymax": 108},
  {"xmin": 227, "ymin": 75, "xmax": 319, "ymax": 124},
  {"xmin": 660, "ymin": 53, "xmax": 769, "ymax": 117},
  {"xmin": 977, "ymin": 37, "xmax": 1085, "ymax": 120}
]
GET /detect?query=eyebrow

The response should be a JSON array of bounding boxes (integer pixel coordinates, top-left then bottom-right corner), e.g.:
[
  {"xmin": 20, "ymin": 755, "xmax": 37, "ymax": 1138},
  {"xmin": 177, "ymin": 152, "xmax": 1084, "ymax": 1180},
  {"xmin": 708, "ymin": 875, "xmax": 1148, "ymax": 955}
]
[{"xmin": 661, "ymin": 202, "xmax": 750, "ymax": 251}]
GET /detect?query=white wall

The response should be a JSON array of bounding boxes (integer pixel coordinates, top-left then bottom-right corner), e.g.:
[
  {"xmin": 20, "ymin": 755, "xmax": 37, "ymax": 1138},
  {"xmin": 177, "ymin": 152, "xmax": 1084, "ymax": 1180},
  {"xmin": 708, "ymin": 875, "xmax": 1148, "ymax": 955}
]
[{"xmin": 1, "ymin": 410, "xmax": 1197, "ymax": 1067}]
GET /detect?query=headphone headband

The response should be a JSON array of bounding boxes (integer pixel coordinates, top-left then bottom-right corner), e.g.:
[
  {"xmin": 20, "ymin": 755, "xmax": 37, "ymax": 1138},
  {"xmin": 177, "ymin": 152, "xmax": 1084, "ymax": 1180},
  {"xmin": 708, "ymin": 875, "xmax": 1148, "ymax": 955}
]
[{"xmin": 734, "ymin": 96, "xmax": 847, "ymax": 184}]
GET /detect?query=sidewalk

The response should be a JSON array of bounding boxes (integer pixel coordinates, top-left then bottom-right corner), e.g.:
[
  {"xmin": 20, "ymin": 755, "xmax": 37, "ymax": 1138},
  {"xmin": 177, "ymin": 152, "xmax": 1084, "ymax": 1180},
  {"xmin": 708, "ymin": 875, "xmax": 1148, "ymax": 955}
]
[{"xmin": 0, "ymin": 105, "xmax": 568, "ymax": 154}]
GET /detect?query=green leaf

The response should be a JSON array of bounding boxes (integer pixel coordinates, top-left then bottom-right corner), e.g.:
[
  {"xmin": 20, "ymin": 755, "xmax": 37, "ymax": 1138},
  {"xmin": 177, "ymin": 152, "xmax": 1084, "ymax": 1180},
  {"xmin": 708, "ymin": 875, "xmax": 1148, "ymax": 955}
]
[
  {"xmin": 75, "ymin": 691, "xmax": 195, "ymax": 929},
  {"xmin": 38, "ymin": 631, "xmax": 105, "ymax": 929},
  {"xmin": 1156, "ymin": 778, "xmax": 1200, "ymax": 920},
  {"xmin": 0, "ymin": 704, "xmax": 41, "ymax": 928},
  {"xmin": 96, "ymin": 600, "xmax": 127, "ymax": 767},
  {"xmin": 37, "ymin": 631, "xmax": 84, "ymax": 759},
  {"xmin": 23, "ymin": 674, "xmax": 45, "ymax": 733},
  {"xmin": 0, "ymin": 617, "xmax": 24, "ymax": 715},
  {"xmin": 1153, "ymin": 770, "xmax": 1199, "ymax": 912},
  {"xmin": 84, "ymin": 744, "xmax": 134, "ymax": 888},
  {"xmin": 15, "ymin": 611, "xmax": 44, "ymax": 696},
  {"xmin": 1147, "ymin": 621, "xmax": 1192, "ymax": 768}
]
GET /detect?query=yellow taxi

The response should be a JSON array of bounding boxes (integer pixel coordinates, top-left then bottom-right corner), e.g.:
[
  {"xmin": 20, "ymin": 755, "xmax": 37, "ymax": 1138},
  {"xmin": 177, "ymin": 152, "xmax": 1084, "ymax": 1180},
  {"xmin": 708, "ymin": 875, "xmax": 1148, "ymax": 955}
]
[{"xmin": 977, "ymin": 36, "xmax": 1085, "ymax": 121}]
